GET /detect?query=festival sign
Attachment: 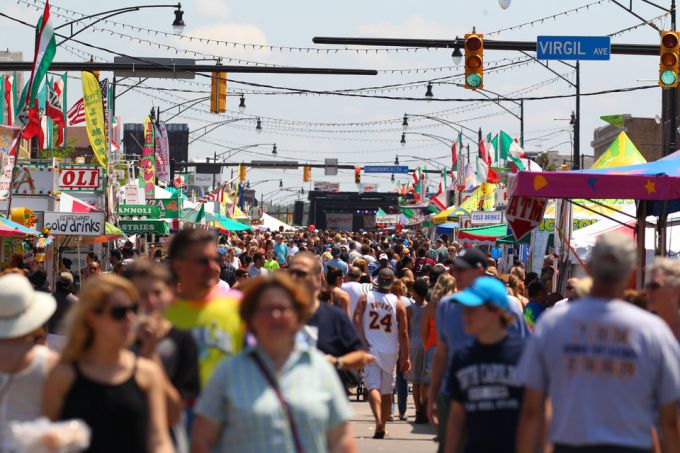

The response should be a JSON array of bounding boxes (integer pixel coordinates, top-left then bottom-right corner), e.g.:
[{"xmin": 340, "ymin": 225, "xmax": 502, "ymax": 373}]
[
  {"xmin": 58, "ymin": 165, "xmax": 103, "ymax": 191},
  {"xmin": 0, "ymin": 125, "xmax": 21, "ymax": 200},
  {"xmin": 118, "ymin": 220, "xmax": 169, "ymax": 235},
  {"xmin": 155, "ymin": 121, "xmax": 171, "ymax": 183},
  {"xmin": 147, "ymin": 197, "xmax": 180, "ymax": 218},
  {"xmin": 81, "ymin": 71, "xmax": 107, "ymax": 170},
  {"xmin": 505, "ymin": 195, "xmax": 549, "ymax": 241},
  {"xmin": 539, "ymin": 218, "xmax": 597, "ymax": 232},
  {"xmin": 12, "ymin": 163, "xmax": 57, "ymax": 195},
  {"xmin": 43, "ymin": 212, "xmax": 105, "ymax": 236},
  {"xmin": 118, "ymin": 205, "xmax": 161, "ymax": 217},
  {"xmin": 471, "ymin": 210, "xmax": 504, "ymax": 225},
  {"xmin": 141, "ymin": 116, "xmax": 156, "ymax": 199},
  {"xmin": 375, "ymin": 214, "xmax": 399, "ymax": 224}
]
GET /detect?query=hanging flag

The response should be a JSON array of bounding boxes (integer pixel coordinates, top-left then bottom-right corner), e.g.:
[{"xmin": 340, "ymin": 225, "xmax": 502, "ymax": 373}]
[
  {"xmin": 479, "ymin": 137, "xmax": 489, "ymax": 166},
  {"xmin": 477, "ymin": 156, "xmax": 489, "ymax": 183},
  {"xmin": 154, "ymin": 120, "xmax": 171, "ymax": 183},
  {"xmin": 500, "ymin": 130, "xmax": 526, "ymax": 171},
  {"xmin": 46, "ymin": 76, "xmax": 65, "ymax": 127},
  {"xmin": 600, "ymin": 114, "xmax": 626, "ymax": 128},
  {"xmin": 15, "ymin": 0, "xmax": 56, "ymax": 129},
  {"xmin": 457, "ymin": 140, "xmax": 466, "ymax": 189},
  {"xmin": 141, "ymin": 116, "xmax": 156, "ymax": 198},
  {"xmin": 0, "ymin": 126, "xmax": 21, "ymax": 200},
  {"xmin": 82, "ymin": 71, "xmax": 107, "ymax": 169},
  {"xmin": 0, "ymin": 76, "xmax": 4, "ymax": 125},
  {"xmin": 4, "ymin": 75, "xmax": 16, "ymax": 126},
  {"xmin": 429, "ymin": 179, "xmax": 449, "ymax": 212},
  {"xmin": 463, "ymin": 163, "xmax": 478, "ymax": 190}
]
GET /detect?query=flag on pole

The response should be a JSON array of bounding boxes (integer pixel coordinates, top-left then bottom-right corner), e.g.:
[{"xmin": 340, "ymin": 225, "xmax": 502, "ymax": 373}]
[
  {"xmin": 15, "ymin": 0, "xmax": 56, "ymax": 130},
  {"xmin": 4, "ymin": 75, "xmax": 17, "ymax": 126},
  {"xmin": 499, "ymin": 130, "xmax": 525, "ymax": 171},
  {"xmin": 463, "ymin": 163, "xmax": 478, "ymax": 190},
  {"xmin": 46, "ymin": 76, "xmax": 65, "ymax": 128}
]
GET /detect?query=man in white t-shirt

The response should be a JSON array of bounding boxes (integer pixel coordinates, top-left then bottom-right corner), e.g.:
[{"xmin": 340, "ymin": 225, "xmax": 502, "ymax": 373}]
[{"xmin": 341, "ymin": 266, "xmax": 371, "ymax": 319}]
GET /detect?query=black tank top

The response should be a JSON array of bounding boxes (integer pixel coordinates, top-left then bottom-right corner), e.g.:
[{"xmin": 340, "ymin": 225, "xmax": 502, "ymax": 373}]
[{"xmin": 60, "ymin": 361, "xmax": 149, "ymax": 453}]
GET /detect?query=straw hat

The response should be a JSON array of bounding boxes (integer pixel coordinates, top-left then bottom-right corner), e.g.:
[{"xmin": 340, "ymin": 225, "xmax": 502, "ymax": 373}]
[{"xmin": 0, "ymin": 274, "xmax": 56, "ymax": 339}]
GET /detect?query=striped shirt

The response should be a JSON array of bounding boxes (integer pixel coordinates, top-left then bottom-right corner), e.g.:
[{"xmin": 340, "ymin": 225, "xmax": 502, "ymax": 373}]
[{"xmin": 195, "ymin": 343, "xmax": 351, "ymax": 453}]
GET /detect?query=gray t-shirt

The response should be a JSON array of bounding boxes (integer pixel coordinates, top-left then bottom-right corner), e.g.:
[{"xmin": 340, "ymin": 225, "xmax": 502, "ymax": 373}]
[{"xmin": 517, "ymin": 297, "xmax": 680, "ymax": 449}]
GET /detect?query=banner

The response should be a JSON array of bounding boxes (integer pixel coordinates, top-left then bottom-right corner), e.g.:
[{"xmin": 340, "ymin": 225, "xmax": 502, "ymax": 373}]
[
  {"xmin": 58, "ymin": 165, "xmax": 103, "ymax": 191},
  {"xmin": 12, "ymin": 163, "xmax": 57, "ymax": 195},
  {"xmin": 155, "ymin": 121, "xmax": 171, "ymax": 183},
  {"xmin": 147, "ymin": 197, "xmax": 179, "ymax": 218},
  {"xmin": 141, "ymin": 116, "xmax": 156, "ymax": 199},
  {"xmin": 118, "ymin": 205, "xmax": 161, "ymax": 217},
  {"xmin": 43, "ymin": 212, "xmax": 105, "ymax": 236},
  {"xmin": 118, "ymin": 220, "xmax": 169, "ymax": 235},
  {"xmin": 81, "ymin": 72, "xmax": 107, "ymax": 169},
  {"xmin": 0, "ymin": 126, "xmax": 21, "ymax": 200}
]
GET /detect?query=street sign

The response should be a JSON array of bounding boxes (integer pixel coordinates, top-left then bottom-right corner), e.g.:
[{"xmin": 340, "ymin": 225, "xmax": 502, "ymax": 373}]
[
  {"xmin": 471, "ymin": 210, "xmax": 504, "ymax": 225},
  {"xmin": 537, "ymin": 36, "xmax": 611, "ymax": 60},
  {"xmin": 505, "ymin": 196, "xmax": 548, "ymax": 241},
  {"xmin": 363, "ymin": 165, "xmax": 409, "ymax": 174},
  {"xmin": 325, "ymin": 158, "xmax": 338, "ymax": 176},
  {"xmin": 113, "ymin": 57, "xmax": 196, "ymax": 79}
]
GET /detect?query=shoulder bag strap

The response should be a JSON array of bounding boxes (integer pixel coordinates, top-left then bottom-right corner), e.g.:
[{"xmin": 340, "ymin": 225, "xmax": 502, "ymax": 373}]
[{"xmin": 250, "ymin": 352, "xmax": 304, "ymax": 453}]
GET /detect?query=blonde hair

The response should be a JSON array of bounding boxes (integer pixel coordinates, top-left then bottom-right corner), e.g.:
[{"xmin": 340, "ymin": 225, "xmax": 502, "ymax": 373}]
[
  {"xmin": 60, "ymin": 274, "xmax": 139, "ymax": 364},
  {"xmin": 647, "ymin": 258, "xmax": 680, "ymax": 288},
  {"xmin": 431, "ymin": 274, "xmax": 457, "ymax": 304},
  {"xmin": 391, "ymin": 279, "xmax": 407, "ymax": 297}
]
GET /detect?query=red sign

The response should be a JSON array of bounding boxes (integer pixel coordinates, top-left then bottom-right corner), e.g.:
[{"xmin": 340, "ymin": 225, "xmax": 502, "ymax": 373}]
[
  {"xmin": 505, "ymin": 195, "xmax": 548, "ymax": 241},
  {"xmin": 58, "ymin": 166, "xmax": 103, "ymax": 191}
]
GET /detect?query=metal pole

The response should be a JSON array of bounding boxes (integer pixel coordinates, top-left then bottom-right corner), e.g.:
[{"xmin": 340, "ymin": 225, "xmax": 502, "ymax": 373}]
[
  {"xmin": 212, "ymin": 151, "xmax": 217, "ymax": 190},
  {"xmin": 574, "ymin": 61, "xmax": 581, "ymax": 170},
  {"xmin": 520, "ymin": 99, "xmax": 525, "ymax": 148},
  {"xmin": 670, "ymin": 0, "xmax": 677, "ymax": 156}
]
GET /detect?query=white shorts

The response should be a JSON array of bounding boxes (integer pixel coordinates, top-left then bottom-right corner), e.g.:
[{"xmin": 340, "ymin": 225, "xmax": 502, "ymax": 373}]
[{"xmin": 364, "ymin": 361, "xmax": 396, "ymax": 395}]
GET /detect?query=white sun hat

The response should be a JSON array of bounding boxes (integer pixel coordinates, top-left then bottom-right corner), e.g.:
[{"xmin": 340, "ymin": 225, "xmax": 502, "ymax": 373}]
[{"xmin": 0, "ymin": 274, "xmax": 56, "ymax": 339}]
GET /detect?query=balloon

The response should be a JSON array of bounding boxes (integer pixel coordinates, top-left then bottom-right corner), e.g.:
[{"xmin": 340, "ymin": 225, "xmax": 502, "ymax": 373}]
[
  {"xmin": 11, "ymin": 207, "xmax": 37, "ymax": 228},
  {"xmin": 308, "ymin": 225, "xmax": 315, "ymax": 231}
]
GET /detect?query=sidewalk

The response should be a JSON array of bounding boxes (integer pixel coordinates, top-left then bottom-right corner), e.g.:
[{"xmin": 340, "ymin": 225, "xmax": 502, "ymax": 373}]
[{"xmin": 348, "ymin": 396, "xmax": 438, "ymax": 452}]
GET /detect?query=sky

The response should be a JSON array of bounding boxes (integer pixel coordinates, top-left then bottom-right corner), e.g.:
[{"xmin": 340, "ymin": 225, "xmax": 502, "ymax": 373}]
[{"xmin": 0, "ymin": 0, "xmax": 670, "ymax": 202}]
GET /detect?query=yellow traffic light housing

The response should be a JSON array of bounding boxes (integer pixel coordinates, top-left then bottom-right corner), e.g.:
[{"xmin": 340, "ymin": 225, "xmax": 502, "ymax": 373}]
[
  {"xmin": 464, "ymin": 33, "xmax": 484, "ymax": 90},
  {"xmin": 660, "ymin": 31, "xmax": 679, "ymax": 88},
  {"xmin": 210, "ymin": 72, "xmax": 228, "ymax": 113},
  {"xmin": 238, "ymin": 163, "xmax": 246, "ymax": 181},
  {"xmin": 303, "ymin": 165, "xmax": 311, "ymax": 182}
]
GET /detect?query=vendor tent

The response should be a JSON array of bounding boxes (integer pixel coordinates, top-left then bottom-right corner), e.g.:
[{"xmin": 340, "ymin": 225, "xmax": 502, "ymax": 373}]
[
  {"xmin": 81, "ymin": 222, "xmax": 125, "ymax": 244},
  {"xmin": 458, "ymin": 224, "xmax": 507, "ymax": 245},
  {"xmin": 0, "ymin": 216, "xmax": 39, "ymax": 237},
  {"xmin": 216, "ymin": 217, "xmax": 252, "ymax": 232},
  {"xmin": 257, "ymin": 213, "xmax": 295, "ymax": 231},
  {"xmin": 433, "ymin": 207, "xmax": 469, "ymax": 225}
]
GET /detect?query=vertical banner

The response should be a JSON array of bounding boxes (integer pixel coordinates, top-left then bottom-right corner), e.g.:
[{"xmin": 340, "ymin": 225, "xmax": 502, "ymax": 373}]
[
  {"xmin": 0, "ymin": 75, "xmax": 5, "ymax": 125},
  {"xmin": 141, "ymin": 116, "xmax": 156, "ymax": 199},
  {"xmin": 81, "ymin": 72, "xmax": 107, "ymax": 170},
  {"xmin": 155, "ymin": 120, "xmax": 171, "ymax": 183},
  {"xmin": 0, "ymin": 126, "xmax": 21, "ymax": 200}
]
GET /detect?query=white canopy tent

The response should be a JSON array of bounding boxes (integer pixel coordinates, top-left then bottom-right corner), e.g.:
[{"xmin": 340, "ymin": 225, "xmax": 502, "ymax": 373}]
[{"xmin": 255, "ymin": 213, "xmax": 295, "ymax": 232}]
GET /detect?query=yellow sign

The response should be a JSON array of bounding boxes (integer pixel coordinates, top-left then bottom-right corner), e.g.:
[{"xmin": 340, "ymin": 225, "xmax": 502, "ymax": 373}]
[
  {"xmin": 81, "ymin": 71, "xmax": 108, "ymax": 170},
  {"xmin": 539, "ymin": 218, "xmax": 597, "ymax": 232}
]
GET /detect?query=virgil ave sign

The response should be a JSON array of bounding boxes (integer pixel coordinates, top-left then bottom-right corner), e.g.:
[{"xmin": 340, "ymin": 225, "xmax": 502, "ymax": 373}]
[{"xmin": 537, "ymin": 36, "xmax": 611, "ymax": 61}]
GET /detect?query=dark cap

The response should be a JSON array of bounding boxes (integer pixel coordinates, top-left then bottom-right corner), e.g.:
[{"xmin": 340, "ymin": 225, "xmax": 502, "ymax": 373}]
[
  {"xmin": 373, "ymin": 268, "xmax": 395, "ymax": 291},
  {"xmin": 331, "ymin": 246, "xmax": 341, "ymax": 257},
  {"xmin": 452, "ymin": 248, "xmax": 488, "ymax": 270}
]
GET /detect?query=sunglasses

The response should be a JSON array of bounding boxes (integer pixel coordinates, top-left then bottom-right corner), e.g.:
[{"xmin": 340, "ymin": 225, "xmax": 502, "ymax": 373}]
[
  {"xmin": 106, "ymin": 303, "xmax": 139, "ymax": 321},
  {"xmin": 565, "ymin": 285, "xmax": 575, "ymax": 291},
  {"xmin": 645, "ymin": 282, "xmax": 662, "ymax": 291},
  {"xmin": 190, "ymin": 256, "xmax": 220, "ymax": 266},
  {"xmin": 288, "ymin": 269, "xmax": 309, "ymax": 278}
]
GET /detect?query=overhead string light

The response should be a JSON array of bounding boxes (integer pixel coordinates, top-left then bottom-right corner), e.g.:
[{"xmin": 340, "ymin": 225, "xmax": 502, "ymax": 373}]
[{"xmin": 22, "ymin": 0, "xmax": 611, "ymax": 53}]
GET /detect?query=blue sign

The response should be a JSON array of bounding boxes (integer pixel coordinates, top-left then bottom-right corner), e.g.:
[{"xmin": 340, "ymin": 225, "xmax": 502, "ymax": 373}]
[
  {"xmin": 537, "ymin": 36, "xmax": 610, "ymax": 61},
  {"xmin": 363, "ymin": 165, "xmax": 409, "ymax": 174}
]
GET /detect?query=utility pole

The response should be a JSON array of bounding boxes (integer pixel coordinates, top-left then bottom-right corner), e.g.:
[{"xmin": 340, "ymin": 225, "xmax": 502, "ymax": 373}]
[
  {"xmin": 670, "ymin": 0, "xmax": 678, "ymax": 156},
  {"xmin": 574, "ymin": 61, "xmax": 581, "ymax": 169}
]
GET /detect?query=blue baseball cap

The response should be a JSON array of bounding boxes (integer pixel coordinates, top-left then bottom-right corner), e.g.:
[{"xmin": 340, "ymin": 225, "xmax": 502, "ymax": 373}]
[
  {"xmin": 217, "ymin": 247, "xmax": 228, "ymax": 255},
  {"xmin": 452, "ymin": 277, "xmax": 509, "ymax": 312}
]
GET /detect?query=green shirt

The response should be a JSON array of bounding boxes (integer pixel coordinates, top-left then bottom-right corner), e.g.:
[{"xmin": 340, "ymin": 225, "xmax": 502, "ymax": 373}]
[{"xmin": 264, "ymin": 259, "xmax": 280, "ymax": 271}]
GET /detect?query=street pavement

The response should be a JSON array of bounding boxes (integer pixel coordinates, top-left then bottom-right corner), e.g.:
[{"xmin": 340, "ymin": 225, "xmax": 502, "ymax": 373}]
[{"xmin": 348, "ymin": 395, "xmax": 438, "ymax": 452}]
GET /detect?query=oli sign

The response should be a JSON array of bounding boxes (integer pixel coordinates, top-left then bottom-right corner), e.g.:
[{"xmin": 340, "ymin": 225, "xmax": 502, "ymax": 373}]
[{"xmin": 58, "ymin": 166, "xmax": 102, "ymax": 191}]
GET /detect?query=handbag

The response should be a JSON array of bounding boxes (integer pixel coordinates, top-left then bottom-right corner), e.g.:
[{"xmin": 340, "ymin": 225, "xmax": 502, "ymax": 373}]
[{"xmin": 250, "ymin": 352, "xmax": 305, "ymax": 453}]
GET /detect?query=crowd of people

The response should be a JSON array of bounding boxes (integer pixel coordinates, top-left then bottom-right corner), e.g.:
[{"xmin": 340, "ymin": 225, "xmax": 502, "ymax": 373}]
[{"xmin": 0, "ymin": 226, "xmax": 679, "ymax": 453}]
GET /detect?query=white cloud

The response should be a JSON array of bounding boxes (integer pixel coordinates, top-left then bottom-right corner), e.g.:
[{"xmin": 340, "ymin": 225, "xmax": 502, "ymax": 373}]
[
  {"xmin": 176, "ymin": 22, "xmax": 270, "ymax": 61},
  {"xmin": 194, "ymin": 0, "xmax": 231, "ymax": 19},
  {"xmin": 355, "ymin": 16, "xmax": 464, "ymax": 39}
]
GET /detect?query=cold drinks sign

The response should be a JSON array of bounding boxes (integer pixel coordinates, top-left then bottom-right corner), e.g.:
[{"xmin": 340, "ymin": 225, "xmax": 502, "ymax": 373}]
[{"xmin": 43, "ymin": 212, "xmax": 105, "ymax": 236}]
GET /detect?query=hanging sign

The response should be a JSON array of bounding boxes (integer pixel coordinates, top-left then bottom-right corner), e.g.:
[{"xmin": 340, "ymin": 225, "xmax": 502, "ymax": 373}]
[
  {"xmin": 471, "ymin": 210, "xmax": 504, "ymax": 225},
  {"xmin": 147, "ymin": 197, "xmax": 180, "ymax": 218},
  {"xmin": 0, "ymin": 126, "xmax": 20, "ymax": 201},
  {"xmin": 43, "ymin": 212, "xmax": 105, "ymax": 236},
  {"xmin": 375, "ymin": 214, "xmax": 399, "ymax": 224},
  {"xmin": 58, "ymin": 165, "xmax": 103, "ymax": 191},
  {"xmin": 12, "ymin": 163, "xmax": 57, "ymax": 195},
  {"xmin": 505, "ymin": 196, "xmax": 548, "ymax": 241},
  {"xmin": 141, "ymin": 116, "xmax": 156, "ymax": 199},
  {"xmin": 125, "ymin": 184, "xmax": 144, "ymax": 205},
  {"xmin": 118, "ymin": 220, "xmax": 170, "ymax": 235},
  {"xmin": 118, "ymin": 205, "xmax": 161, "ymax": 217}
]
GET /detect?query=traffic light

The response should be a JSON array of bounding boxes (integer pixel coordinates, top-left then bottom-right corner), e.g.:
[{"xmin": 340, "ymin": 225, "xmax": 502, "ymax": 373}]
[
  {"xmin": 238, "ymin": 163, "xmax": 246, "ymax": 181},
  {"xmin": 354, "ymin": 166, "xmax": 361, "ymax": 184},
  {"xmin": 210, "ymin": 72, "xmax": 228, "ymax": 113},
  {"xmin": 303, "ymin": 165, "xmax": 311, "ymax": 182},
  {"xmin": 464, "ymin": 33, "xmax": 484, "ymax": 90},
  {"xmin": 659, "ymin": 31, "xmax": 679, "ymax": 88}
]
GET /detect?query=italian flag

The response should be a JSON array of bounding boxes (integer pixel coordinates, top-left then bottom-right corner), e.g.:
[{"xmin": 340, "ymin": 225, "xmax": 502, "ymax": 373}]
[
  {"xmin": 15, "ymin": 0, "xmax": 56, "ymax": 130},
  {"xmin": 478, "ymin": 137, "xmax": 500, "ymax": 183},
  {"xmin": 429, "ymin": 171, "xmax": 449, "ymax": 212},
  {"xmin": 500, "ymin": 130, "xmax": 525, "ymax": 171}
]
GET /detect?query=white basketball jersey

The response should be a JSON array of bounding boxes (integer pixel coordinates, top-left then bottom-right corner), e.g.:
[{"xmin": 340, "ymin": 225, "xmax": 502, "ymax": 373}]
[{"xmin": 363, "ymin": 290, "xmax": 399, "ymax": 355}]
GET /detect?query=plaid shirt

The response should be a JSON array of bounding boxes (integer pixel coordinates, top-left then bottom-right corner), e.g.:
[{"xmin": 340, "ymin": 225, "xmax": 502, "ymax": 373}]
[{"xmin": 195, "ymin": 343, "xmax": 351, "ymax": 453}]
